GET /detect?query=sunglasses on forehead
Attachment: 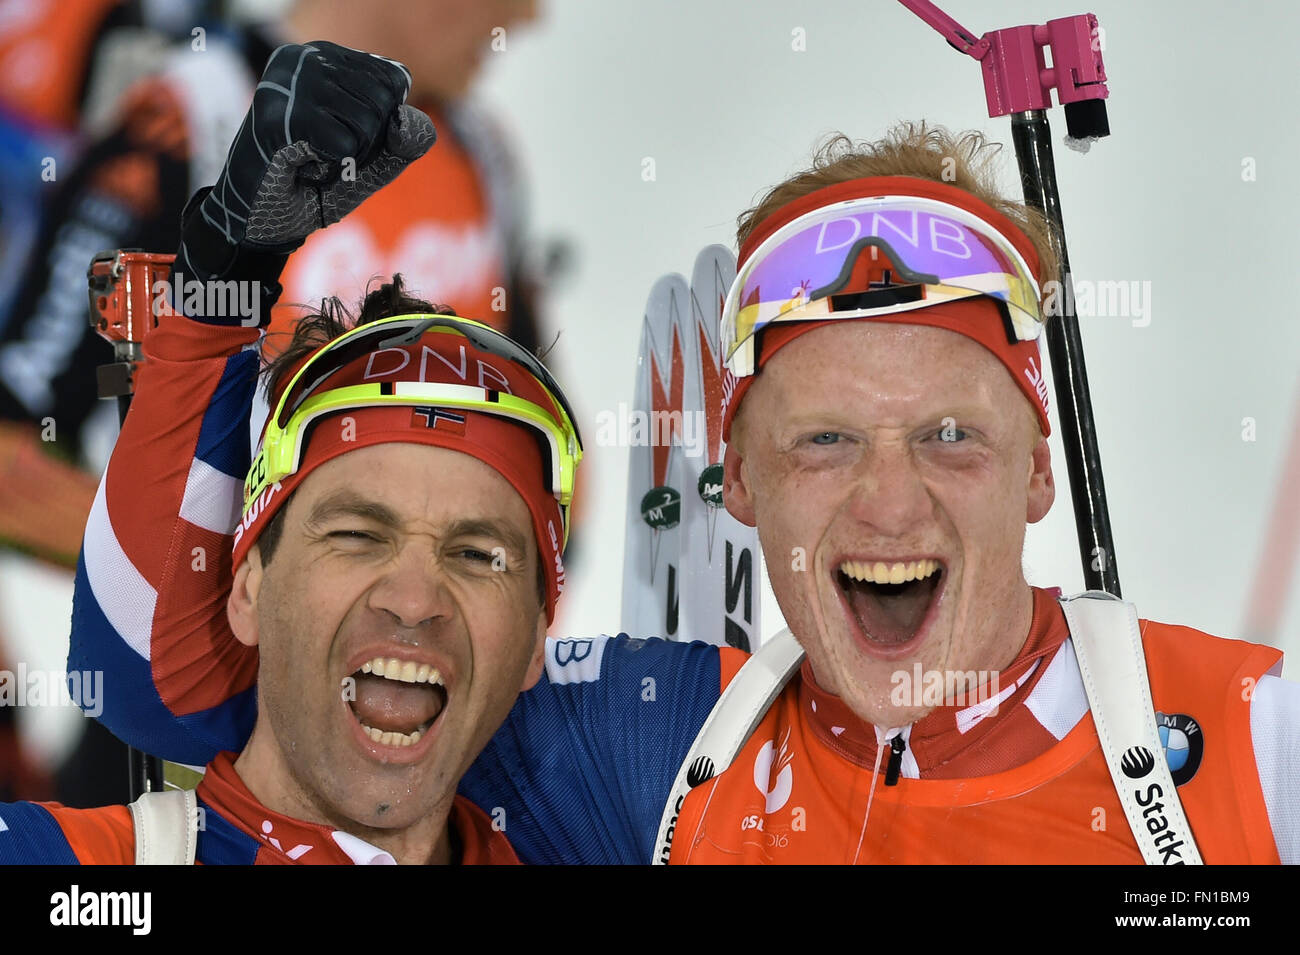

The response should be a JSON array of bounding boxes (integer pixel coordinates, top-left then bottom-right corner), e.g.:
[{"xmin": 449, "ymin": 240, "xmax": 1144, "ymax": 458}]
[
  {"xmin": 275, "ymin": 314, "xmax": 580, "ymax": 437},
  {"xmin": 247, "ymin": 313, "xmax": 584, "ymax": 544},
  {"xmin": 722, "ymin": 194, "xmax": 1045, "ymax": 378}
]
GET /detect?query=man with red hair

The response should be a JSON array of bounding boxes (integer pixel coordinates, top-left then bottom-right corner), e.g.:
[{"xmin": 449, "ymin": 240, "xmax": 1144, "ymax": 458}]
[
  {"xmin": 657, "ymin": 139, "xmax": 1297, "ymax": 863},
  {"xmin": 478, "ymin": 130, "xmax": 1300, "ymax": 864}
]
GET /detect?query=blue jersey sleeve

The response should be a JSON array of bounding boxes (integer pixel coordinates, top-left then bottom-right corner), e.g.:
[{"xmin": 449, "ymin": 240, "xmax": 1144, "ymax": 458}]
[
  {"xmin": 0, "ymin": 803, "xmax": 85, "ymax": 864},
  {"xmin": 459, "ymin": 634, "xmax": 721, "ymax": 864}
]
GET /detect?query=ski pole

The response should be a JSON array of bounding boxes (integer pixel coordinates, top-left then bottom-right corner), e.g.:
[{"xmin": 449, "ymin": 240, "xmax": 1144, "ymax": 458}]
[
  {"xmin": 88, "ymin": 249, "xmax": 171, "ymax": 800},
  {"xmin": 899, "ymin": 2, "xmax": 1120, "ymax": 596}
]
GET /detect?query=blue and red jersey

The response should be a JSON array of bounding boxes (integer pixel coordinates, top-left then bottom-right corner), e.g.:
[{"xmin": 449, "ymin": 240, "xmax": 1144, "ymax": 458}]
[{"xmin": 0, "ymin": 752, "xmax": 517, "ymax": 864}]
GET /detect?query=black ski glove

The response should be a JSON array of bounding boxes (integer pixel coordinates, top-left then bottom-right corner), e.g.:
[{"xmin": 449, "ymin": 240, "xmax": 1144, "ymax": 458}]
[{"xmin": 174, "ymin": 41, "xmax": 436, "ymax": 324}]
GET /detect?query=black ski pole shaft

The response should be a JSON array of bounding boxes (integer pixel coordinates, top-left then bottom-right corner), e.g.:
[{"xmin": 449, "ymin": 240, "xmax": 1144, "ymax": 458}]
[
  {"xmin": 898, "ymin": 2, "xmax": 1120, "ymax": 595},
  {"xmin": 129, "ymin": 743, "xmax": 166, "ymax": 798},
  {"xmin": 1010, "ymin": 110, "xmax": 1120, "ymax": 596}
]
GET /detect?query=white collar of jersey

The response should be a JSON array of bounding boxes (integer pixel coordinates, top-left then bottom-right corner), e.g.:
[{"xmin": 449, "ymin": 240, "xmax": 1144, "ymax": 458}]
[{"xmin": 331, "ymin": 830, "xmax": 396, "ymax": 865}]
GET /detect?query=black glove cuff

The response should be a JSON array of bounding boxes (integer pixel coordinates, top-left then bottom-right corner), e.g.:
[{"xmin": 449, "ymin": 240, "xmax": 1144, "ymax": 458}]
[{"xmin": 170, "ymin": 187, "xmax": 298, "ymax": 327}]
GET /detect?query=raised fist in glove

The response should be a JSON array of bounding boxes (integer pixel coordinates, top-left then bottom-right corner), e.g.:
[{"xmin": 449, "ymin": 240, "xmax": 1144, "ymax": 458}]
[{"xmin": 178, "ymin": 41, "xmax": 436, "ymax": 283}]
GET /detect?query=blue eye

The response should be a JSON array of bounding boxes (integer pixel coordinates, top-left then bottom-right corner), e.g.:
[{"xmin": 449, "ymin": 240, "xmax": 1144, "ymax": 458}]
[
  {"xmin": 811, "ymin": 432, "xmax": 840, "ymax": 446},
  {"xmin": 936, "ymin": 427, "xmax": 968, "ymax": 443}
]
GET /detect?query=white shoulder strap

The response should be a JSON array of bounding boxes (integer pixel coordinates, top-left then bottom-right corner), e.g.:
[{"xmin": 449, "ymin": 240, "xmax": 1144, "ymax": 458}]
[
  {"xmin": 1060, "ymin": 590, "xmax": 1203, "ymax": 865},
  {"xmin": 129, "ymin": 788, "xmax": 200, "ymax": 865},
  {"xmin": 652, "ymin": 628, "xmax": 804, "ymax": 863}
]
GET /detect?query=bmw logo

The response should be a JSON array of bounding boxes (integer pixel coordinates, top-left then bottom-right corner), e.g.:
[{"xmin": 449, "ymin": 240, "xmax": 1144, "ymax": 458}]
[{"xmin": 1156, "ymin": 712, "xmax": 1204, "ymax": 786}]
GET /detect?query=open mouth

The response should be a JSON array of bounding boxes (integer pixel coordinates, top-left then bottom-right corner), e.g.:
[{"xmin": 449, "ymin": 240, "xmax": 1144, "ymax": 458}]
[
  {"xmin": 835, "ymin": 558, "xmax": 945, "ymax": 649},
  {"xmin": 346, "ymin": 657, "xmax": 448, "ymax": 748}
]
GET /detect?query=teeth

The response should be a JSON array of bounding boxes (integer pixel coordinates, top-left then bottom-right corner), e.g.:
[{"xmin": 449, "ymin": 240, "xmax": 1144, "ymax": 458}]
[
  {"xmin": 348, "ymin": 659, "xmax": 446, "ymax": 749},
  {"xmin": 838, "ymin": 558, "xmax": 941, "ymax": 584},
  {"xmin": 355, "ymin": 657, "xmax": 445, "ymax": 686},
  {"xmin": 359, "ymin": 721, "xmax": 426, "ymax": 747}
]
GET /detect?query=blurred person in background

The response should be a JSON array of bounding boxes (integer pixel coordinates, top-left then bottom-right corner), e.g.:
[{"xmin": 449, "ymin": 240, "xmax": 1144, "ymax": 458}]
[{"xmin": 0, "ymin": 0, "xmax": 214, "ymax": 803}]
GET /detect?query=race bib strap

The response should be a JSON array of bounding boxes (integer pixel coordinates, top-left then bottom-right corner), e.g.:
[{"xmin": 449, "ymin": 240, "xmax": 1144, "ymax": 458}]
[
  {"xmin": 129, "ymin": 788, "xmax": 199, "ymax": 865},
  {"xmin": 653, "ymin": 628, "xmax": 804, "ymax": 863},
  {"xmin": 1061, "ymin": 590, "xmax": 1203, "ymax": 865}
]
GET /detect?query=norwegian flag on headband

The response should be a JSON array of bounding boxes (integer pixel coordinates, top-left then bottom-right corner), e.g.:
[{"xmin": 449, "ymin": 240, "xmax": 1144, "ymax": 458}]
[{"xmin": 411, "ymin": 406, "xmax": 468, "ymax": 435}]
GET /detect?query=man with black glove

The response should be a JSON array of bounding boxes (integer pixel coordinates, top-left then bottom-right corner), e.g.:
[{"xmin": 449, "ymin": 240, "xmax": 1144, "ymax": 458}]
[
  {"xmin": 0, "ymin": 3, "xmax": 545, "ymax": 815},
  {"xmin": 0, "ymin": 42, "xmax": 560, "ymax": 865}
]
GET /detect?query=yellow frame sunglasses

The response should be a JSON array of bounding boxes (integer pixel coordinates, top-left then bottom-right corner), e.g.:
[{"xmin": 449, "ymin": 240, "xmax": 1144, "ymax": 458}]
[{"xmin": 244, "ymin": 313, "xmax": 583, "ymax": 543}]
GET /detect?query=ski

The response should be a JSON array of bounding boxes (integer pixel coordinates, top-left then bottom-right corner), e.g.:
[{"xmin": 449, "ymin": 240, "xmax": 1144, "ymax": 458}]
[
  {"xmin": 677, "ymin": 245, "xmax": 761, "ymax": 651},
  {"xmin": 621, "ymin": 273, "xmax": 691, "ymax": 640}
]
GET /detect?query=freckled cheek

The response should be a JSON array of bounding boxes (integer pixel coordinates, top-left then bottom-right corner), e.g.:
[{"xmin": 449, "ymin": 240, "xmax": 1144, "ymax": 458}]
[
  {"xmin": 752, "ymin": 488, "xmax": 829, "ymax": 607},
  {"xmin": 779, "ymin": 470, "xmax": 852, "ymax": 542},
  {"xmin": 750, "ymin": 485, "xmax": 797, "ymax": 572},
  {"xmin": 753, "ymin": 458, "xmax": 811, "ymax": 523},
  {"xmin": 941, "ymin": 479, "xmax": 1026, "ymax": 566}
]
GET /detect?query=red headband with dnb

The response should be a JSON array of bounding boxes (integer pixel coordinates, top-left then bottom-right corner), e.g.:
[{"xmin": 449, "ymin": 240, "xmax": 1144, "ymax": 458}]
[
  {"xmin": 722, "ymin": 175, "xmax": 1052, "ymax": 440},
  {"xmin": 232, "ymin": 332, "xmax": 567, "ymax": 624}
]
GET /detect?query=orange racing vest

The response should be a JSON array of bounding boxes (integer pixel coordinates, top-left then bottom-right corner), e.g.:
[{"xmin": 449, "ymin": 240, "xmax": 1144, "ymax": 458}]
[{"xmin": 670, "ymin": 609, "xmax": 1282, "ymax": 864}]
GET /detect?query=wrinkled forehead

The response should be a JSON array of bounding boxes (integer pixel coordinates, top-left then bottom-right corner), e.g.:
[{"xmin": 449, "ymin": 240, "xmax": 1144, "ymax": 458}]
[
  {"xmin": 742, "ymin": 321, "xmax": 1032, "ymax": 434},
  {"xmin": 291, "ymin": 443, "xmax": 533, "ymax": 532}
]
